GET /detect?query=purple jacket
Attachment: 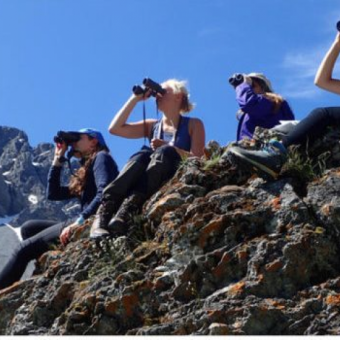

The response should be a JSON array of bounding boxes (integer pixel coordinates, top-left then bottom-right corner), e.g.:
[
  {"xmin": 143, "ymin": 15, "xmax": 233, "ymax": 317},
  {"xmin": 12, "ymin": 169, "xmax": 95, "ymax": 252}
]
[{"xmin": 235, "ymin": 83, "xmax": 295, "ymax": 141}]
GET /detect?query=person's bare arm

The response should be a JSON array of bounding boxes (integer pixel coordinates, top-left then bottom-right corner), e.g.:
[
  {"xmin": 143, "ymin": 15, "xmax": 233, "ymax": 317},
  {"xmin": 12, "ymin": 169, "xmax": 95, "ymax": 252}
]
[
  {"xmin": 108, "ymin": 93, "xmax": 155, "ymax": 139},
  {"xmin": 315, "ymin": 33, "xmax": 340, "ymax": 94}
]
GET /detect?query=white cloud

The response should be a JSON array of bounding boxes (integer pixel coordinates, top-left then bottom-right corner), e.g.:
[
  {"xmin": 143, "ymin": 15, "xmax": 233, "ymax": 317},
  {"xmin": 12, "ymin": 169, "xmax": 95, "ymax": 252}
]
[
  {"xmin": 280, "ymin": 47, "xmax": 325, "ymax": 99},
  {"xmin": 281, "ymin": 7, "xmax": 340, "ymax": 100}
]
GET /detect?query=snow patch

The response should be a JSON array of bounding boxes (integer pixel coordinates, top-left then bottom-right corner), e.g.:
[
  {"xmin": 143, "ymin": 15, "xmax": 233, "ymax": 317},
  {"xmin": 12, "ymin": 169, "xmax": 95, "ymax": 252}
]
[
  {"xmin": 63, "ymin": 204, "xmax": 81, "ymax": 212},
  {"xmin": 28, "ymin": 195, "xmax": 38, "ymax": 205},
  {"xmin": 38, "ymin": 150, "xmax": 51, "ymax": 157}
]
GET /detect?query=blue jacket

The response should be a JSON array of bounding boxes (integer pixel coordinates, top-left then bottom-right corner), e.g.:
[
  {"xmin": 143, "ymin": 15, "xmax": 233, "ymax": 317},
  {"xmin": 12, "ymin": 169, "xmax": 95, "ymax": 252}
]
[
  {"xmin": 236, "ymin": 83, "xmax": 295, "ymax": 141},
  {"xmin": 47, "ymin": 151, "xmax": 118, "ymax": 219}
]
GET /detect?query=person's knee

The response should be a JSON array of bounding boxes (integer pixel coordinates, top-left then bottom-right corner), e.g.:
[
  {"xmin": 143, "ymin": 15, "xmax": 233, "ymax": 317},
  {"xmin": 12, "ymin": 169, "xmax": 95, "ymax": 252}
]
[
  {"xmin": 152, "ymin": 145, "xmax": 179, "ymax": 162},
  {"xmin": 129, "ymin": 149, "xmax": 153, "ymax": 166}
]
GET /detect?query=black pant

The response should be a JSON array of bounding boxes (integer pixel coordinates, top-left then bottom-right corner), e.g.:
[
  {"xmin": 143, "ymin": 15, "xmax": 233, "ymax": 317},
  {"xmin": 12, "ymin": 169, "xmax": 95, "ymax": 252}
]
[
  {"xmin": 283, "ymin": 107, "xmax": 340, "ymax": 148},
  {"xmin": 103, "ymin": 145, "xmax": 182, "ymax": 202},
  {"xmin": 0, "ymin": 219, "xmax": 68, "ymax": 290}
]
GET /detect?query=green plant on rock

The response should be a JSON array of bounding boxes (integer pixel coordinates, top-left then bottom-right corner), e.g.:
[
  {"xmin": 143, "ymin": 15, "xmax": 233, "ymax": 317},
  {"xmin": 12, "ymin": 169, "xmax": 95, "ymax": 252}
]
[
  {"xmin": 88, "ymin": 237, "xmax": 130, "ymax": 279},
  {"xmin": 282, "ymin": 145, "xmax": 316, "ymax": 182},
  {"xmin": 282, "ymin": 144, "xmax": 330, "ymax": 182},
  {"xmin": 128, "ymin": 214, "xmax": 153, "ymax": 246},
  {"xmin": 177, "ymin": 154, "xmax": 192, "ymax": 172}
]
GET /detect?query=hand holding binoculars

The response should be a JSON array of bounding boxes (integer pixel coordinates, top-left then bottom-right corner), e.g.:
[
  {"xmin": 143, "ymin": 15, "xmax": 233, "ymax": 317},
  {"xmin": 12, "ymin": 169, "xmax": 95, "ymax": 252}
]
[
  {"xmin": 229, "ymin": 73, "xmax": 244, "ymax": 88},
  {"xmin": 132, "ymin": 78, "xmax": 166, "ymax": 97}
]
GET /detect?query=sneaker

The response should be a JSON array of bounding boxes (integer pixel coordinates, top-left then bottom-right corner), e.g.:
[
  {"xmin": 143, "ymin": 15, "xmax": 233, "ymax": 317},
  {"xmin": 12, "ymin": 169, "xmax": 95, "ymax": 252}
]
[{"xmin": 228, "ymin": 140, "xmax": 287, "ymax": 179}]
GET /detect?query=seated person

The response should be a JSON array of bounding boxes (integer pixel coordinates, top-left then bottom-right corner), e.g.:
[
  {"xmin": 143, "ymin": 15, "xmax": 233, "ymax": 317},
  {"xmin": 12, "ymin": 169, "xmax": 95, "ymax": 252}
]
[
  {"xmin": 90, "ymin": 78, "xmax": 206, "ymax": 238},
  {"xmin": 0, "ymin": 128, "xmax": 118, "ymax": 290},
  {"xmin": 229, "ymin": 72, "xmax": 295, "ymax": 141},
  {"xmin": 228, "ymin": 28, "xmax": 340, "ymax": 179}
]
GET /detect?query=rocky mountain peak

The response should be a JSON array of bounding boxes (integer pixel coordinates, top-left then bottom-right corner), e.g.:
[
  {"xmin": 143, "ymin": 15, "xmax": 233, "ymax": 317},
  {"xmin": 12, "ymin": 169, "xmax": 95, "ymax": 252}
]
[
  {"xmin": 0, "ymin": 126, "xmax": 79, "ymax": 222},
  {"xmin": 0, "ymin": 126, "xmax": 340, "ymax": 335}
]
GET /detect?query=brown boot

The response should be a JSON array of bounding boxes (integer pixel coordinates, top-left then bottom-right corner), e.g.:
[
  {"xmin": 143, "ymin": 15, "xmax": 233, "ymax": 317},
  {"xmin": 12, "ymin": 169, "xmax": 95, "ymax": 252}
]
[
  {"xmin": 108, "ymin": 193, "xmax": 146, "ymax": 235},
  {"xmin": 90, "ymin": 200, "xmax": 119, "ymax": 239}
]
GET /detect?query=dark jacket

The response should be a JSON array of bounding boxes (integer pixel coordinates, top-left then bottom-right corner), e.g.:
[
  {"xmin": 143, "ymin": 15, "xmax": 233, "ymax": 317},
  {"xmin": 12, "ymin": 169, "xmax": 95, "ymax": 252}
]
[{"xmin": 47, "ymin": 150, "xmax": 118, "ymax": 219}]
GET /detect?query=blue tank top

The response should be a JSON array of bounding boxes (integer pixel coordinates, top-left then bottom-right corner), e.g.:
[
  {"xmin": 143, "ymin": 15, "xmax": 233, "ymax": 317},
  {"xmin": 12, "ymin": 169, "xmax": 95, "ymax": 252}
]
[{"xmin": 151, "ymin": 116, "xmax": 191, "ymax": 152}]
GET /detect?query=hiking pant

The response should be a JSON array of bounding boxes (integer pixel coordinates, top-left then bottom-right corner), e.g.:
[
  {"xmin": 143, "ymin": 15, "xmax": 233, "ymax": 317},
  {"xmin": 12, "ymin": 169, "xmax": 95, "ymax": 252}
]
[
  {"xmin": 283, "ymin": 107, "xmax": 340, "ymax": 148},
  {"xmin": 102, "ymin": 144, "xmax": 182, "ymax": 202},
  {"xmin": 0, "ymin": 219, "xmax": 68, "ymax": 290}
]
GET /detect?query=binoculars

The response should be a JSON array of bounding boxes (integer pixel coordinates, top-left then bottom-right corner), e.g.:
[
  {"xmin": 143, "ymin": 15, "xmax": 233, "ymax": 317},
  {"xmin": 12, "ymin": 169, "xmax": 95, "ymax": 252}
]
[
  {"xmin": 53, "ymin": 131, "xmax": 81, "ymax": 146},
  {"xmin": 132, "ymin": 78, "xmax": 166, "ymax": 97},
  {"xmin": 229, "ymin": 73, "xmax": 244, "ymax": 87}
]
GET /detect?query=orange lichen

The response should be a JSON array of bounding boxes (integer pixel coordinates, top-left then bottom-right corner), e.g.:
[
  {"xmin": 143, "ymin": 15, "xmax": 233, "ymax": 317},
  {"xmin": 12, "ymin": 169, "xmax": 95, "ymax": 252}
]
[
  {"xmin": 325, "ymin": 294, "xmax": 340, "ymax": 305},
  {"xmin": 198, "ymin": 216, "xmax": 224, "ymax": 249},
  {"xmin": 237, "ymin": 250, "xmax": 248, "ymax": 261},
  {"xmin": 212, "ymin": 252, "xmax": 232, "ymax": 277},
  {"xmin": 265, "ymin": 259, "xmax": 284, "ymax": 272},
  {"xmin": 270, "ymin": 197, "xmax": 281, "ymax": 210},
  {"xmin": 228, "ymin": 281, "xmax": 245, "ymax": 296}
]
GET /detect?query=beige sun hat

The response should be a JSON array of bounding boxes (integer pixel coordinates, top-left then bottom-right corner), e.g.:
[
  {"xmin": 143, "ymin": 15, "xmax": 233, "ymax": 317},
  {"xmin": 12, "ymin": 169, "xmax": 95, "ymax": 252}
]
[{"xmin": 247, "ymin": 73, "xmax": 274, "ymax": 93}]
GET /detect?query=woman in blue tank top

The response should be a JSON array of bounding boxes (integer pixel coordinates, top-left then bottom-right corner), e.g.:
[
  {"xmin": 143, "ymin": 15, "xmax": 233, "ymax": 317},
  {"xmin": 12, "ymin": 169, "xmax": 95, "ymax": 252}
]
[{"xmin": 90, "ymin": 78, "xmax": 206, "ymax": 238}]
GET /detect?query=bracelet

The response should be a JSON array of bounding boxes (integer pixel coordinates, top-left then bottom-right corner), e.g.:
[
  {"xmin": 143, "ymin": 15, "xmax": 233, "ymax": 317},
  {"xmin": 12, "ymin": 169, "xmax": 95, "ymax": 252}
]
[{"xmin": 75, "ymin": 216, "xmax": 85, "ymax": 226}]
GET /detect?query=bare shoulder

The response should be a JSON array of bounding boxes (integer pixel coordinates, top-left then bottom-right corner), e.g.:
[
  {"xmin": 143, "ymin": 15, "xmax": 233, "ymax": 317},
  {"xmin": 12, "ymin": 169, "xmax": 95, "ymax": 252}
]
[{"xmin": 189, "ymin": 117, "xmax": 205, "ymax": 129}]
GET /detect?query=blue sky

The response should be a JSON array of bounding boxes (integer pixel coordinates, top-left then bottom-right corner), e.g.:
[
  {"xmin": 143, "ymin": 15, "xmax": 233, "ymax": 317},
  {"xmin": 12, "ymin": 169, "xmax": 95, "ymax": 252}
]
[{"xmin": 1, "ymin": 0, "xmax": 340, "ymax": 169}]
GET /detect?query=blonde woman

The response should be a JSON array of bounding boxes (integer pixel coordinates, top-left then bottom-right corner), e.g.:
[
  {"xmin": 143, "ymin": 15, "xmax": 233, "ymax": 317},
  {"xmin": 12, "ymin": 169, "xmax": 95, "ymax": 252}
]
[{"xmin": 91, "ymin": 78, "xmax": 205, "ymax": 238}]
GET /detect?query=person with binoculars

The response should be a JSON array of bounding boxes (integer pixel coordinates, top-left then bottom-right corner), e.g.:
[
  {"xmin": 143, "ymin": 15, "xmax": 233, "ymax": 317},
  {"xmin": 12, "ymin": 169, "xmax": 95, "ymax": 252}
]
[
  {"xmin": 229, "ymin": 72, "xmax": 295, "ymax": 141},
  {"xmin": 90, "ymin": 78, "xmax": 205, "ymax": 239},
  {"xmin": 0, "ymin": 129, "xmax": 118, "ymax": 290},
  {"xmin": 228, "ymin": 23, "xmax": 340, "ymax": 179}
]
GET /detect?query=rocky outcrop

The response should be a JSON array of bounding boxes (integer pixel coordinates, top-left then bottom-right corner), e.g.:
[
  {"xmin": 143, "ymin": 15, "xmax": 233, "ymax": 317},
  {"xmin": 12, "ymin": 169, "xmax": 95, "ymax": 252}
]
[
  {"xmin": 0, "ymin": 126, "xmax": 79, "ymax": 224},
  {"xmin": 0, "ymin": 136, "xmax": 340, "ymax": 335}
]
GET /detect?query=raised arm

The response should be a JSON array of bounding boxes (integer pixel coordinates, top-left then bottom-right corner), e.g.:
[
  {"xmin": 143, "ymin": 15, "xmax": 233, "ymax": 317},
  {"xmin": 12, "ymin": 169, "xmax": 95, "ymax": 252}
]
[
  {"xmin": 314, "ymin": 32, "xmax": 340, "ymax": 94},
  {"xmin": 108, "ymin": 94, "xmax": 156, "ymax": 139}
]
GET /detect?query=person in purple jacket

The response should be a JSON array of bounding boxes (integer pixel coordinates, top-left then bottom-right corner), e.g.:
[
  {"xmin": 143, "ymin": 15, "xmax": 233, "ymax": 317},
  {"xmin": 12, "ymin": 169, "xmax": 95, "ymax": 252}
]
[
  {"xmin": 230, "ymin": 72, "xmax": 295, "ymax": 141},
  {"xmin": 0, "ymin": 128, "xmax": 118, "ymax": 290},
  {"xmin": 228, "ymin": 27, "xmax": 340, "ymax": 179}
]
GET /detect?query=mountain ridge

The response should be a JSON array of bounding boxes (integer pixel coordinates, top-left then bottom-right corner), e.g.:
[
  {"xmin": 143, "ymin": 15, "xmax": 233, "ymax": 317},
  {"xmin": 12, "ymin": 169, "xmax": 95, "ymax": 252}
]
[{"xmin": 0, "ymin": 125, "xmax": 340, "ymax": 335}]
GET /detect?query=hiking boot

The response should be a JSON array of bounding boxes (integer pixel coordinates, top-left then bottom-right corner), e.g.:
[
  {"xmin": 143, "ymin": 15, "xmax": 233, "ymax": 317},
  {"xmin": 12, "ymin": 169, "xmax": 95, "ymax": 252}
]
[
  {"xmin": 227, "ymin": 140, "xmax": 287, "ymax": 179},
  {"xmin": 90, "ymin": 200, "xmax": 120, "ymax": 239},
  {"xmin": 108, "ymin": 193, "xmax": 146, "ymax": 235}
]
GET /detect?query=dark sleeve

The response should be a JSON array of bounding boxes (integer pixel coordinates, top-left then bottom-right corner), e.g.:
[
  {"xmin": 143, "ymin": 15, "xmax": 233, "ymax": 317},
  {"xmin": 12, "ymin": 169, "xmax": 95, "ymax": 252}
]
[
  {"xmin": 236, "ymin": 83, "xmax": 273, "ymax": 118},
  {"xmin": 47, "ymin": 165, "xmax": 74, "ymax": 201},
  {"xmin": 81, "ymin": 152, "xmax": 119, "ymax": 219},
  {"xmin": 281, "ymin": 100, "xmax": 295, "ymax": 120}
]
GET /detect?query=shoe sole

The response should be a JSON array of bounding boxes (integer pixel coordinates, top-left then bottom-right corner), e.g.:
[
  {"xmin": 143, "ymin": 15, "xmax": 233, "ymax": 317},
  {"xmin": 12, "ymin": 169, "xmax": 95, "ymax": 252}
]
[{"xmin": 230, "ymin": 148, "xmax": 279, "ymax": 180}]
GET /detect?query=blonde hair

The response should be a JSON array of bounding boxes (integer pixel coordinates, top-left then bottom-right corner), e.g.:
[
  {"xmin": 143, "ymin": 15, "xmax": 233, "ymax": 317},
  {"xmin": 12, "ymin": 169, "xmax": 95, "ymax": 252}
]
[
  {"xmin": 162, "ymin": 79, "xmax": 195, "ymax": 114},
  {"xmin": 262, "ymin": 92, "xmax": 285, "ymax": 113}
]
